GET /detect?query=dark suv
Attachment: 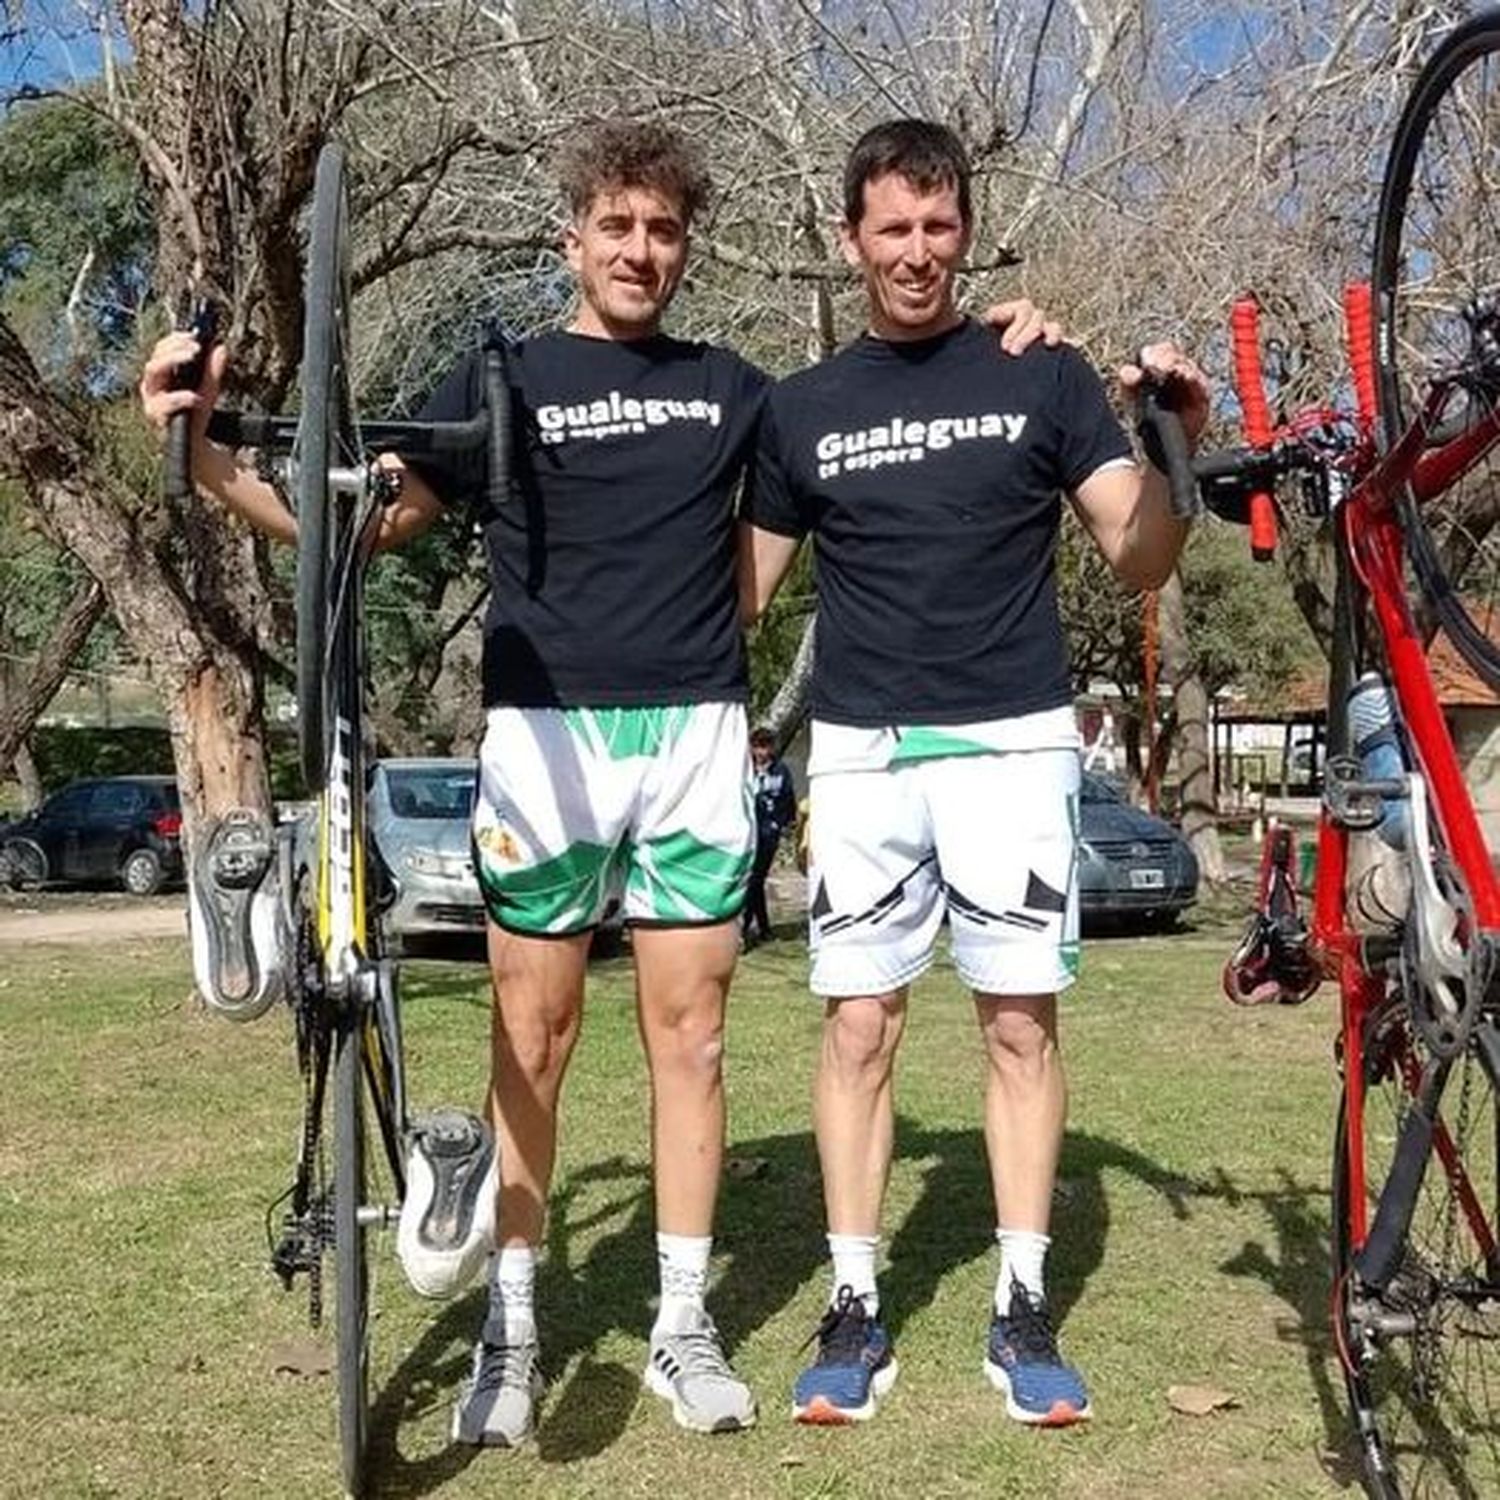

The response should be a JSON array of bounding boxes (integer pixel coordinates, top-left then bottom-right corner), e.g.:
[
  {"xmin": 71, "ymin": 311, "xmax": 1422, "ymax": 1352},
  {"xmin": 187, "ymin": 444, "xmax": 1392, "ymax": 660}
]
[{"xmin": 0, "ymin": 776, "xmax": 183, "ymax": 894}]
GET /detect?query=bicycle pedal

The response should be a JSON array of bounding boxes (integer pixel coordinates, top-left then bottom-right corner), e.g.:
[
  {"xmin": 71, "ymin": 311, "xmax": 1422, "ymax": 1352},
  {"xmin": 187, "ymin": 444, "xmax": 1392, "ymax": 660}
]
[
  {"xmin": 189, "ymin": 808, "xmax": 287, "ymax": 1023},
  {"xmin": 1323, "ymin": 756, "xmax": 1409, "ymax": 833},
  {"xmin": 396, "ymin": 1109, "xmax": 496, "ymax": 1300}
]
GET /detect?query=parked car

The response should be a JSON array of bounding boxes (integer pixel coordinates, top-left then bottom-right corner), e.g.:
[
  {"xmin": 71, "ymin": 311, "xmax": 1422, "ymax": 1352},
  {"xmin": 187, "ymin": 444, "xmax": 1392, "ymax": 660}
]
[
  {"xmin": 0, "ymin": 775, "xmax": 182, "ymax": 894},
  {"xmin": 363, "ymin": 756, "xmax": 625, "ymax": 951},
  {"xmin": 369, "ymin": 758, "xmax": 484, "ymax": 945},
  {"xmin": 1077, "ymin": 771, "xmax": 1198, "ymax": 928}
]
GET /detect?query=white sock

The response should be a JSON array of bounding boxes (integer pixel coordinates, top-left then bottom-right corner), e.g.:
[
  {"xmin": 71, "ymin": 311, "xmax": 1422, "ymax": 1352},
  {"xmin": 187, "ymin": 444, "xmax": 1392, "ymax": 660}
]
[
  {"xmin": 485, "ymin": 1245, "xmax": 537, "ymax": 1343},
  {"xmin": 996, "ymin": 1227, "xmax": 1050, "ymax": 1310},
  {"xmin": 654, "ymin": 1232, "xmax": 712, "ymax": 1336},
  {"xmin": 828, "ymin": 1232, "xmax": 881, "ymax": 1316}
]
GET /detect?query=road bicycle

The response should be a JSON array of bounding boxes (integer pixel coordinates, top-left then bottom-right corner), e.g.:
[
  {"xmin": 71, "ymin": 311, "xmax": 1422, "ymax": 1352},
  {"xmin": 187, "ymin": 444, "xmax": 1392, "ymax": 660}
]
[
  {"xmin": 1205, "ymin": 15, "xmax": 1500, "ymax": 1495},
  {"xmin": 165, "ymin": 142, "xmax": 506, "ymax": 1498}
]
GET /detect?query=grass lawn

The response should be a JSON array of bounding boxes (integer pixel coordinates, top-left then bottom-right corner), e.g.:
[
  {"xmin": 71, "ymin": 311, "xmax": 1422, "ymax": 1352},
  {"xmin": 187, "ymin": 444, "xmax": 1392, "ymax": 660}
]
[{"xmin": 0, "ymin": 897, "xmax": 1357, "ymax": 1499}]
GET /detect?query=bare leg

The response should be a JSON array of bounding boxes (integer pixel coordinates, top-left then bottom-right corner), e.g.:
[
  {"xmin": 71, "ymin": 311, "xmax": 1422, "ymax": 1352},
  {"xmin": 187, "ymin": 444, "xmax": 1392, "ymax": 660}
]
[
  {"xmin": 814, "ymin": 990, "xmax": 907, "ymax": 1234},
  {"xmin": 974, "ymin": 993, "xmax": 1065, "ymax": 1233},
  {"xmin": 486, "ymin": 921, "xmax": 592, "ymax": 1246},
  {"xmin": 631, "ymin": 919, "xmax": 740, "ymax": 1234}
]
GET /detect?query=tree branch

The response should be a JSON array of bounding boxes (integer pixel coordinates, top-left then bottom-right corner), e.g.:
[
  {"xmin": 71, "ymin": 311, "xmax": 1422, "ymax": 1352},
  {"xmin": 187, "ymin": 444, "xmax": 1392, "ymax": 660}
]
[{"xmin": 0, "ymin": 579, "xmax": 106, "ymax": 771}]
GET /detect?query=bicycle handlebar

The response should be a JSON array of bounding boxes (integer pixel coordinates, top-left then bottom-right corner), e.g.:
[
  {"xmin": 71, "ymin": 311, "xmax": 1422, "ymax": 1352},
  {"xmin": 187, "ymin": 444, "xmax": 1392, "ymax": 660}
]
[
  {"xmin": 1230, "ymin": 296, "xmax": 1279, "ymax": 560},
  {"xmin": 1192, "ymin": 441, "xmax": 1321, "ymax": 526},
  {"xmin": 207, "ymin": 409, "xmax": 494, "ymax": 456},
  {"xmin": 200, "ymin": 338, "xmax": 508, "ymax": 511},
  {"xmin": 163, "ymin": 301, "xmax": 218, "ymax": 504},
  {"xmin": 1137, "ymin": 380, "xmax": 1200, "ymax": 520},
  {"xmin": 1344, "ymin": 283, "xmax": 1379, "ymax": 432}
]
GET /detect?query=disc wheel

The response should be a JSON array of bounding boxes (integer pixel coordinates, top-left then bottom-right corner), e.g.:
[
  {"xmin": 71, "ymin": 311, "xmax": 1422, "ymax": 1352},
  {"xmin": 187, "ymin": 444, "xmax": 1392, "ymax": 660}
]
[
  {"xmin": 295, "ymin": 142, "xmax": 359, "ymax": 791},
  {"xmin": 1373, "ymin": 14, "xmax": 1500, "ymax": 693},
  {"xmin": 1332, "ymin": 993, "xmax": 1500, "ymax": 1497},
  {"xmin": 334, "ymin": 1010, "xmax": 370, "ymax": 1498}
]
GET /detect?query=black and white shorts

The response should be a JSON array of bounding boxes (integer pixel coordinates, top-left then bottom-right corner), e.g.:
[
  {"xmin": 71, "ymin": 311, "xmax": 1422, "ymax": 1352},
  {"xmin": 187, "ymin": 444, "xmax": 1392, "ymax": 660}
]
[{"xmin": 805, "ymin": 747, "xmax": 1081, "ymax": 997}]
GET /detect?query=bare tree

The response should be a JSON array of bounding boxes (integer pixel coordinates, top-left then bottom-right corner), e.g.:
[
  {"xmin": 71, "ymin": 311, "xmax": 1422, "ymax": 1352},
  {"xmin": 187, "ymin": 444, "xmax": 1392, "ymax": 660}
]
[{"xmin": 2, "ymin": 0, "xmax": 1464, "ymax": 859}]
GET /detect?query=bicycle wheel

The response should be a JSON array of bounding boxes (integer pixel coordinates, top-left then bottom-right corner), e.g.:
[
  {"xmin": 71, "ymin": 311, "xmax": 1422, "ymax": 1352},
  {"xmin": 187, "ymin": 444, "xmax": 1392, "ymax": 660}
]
[
  {"xmin": 1332, "ymin": 992, "xmax": 1500, "ymax": 1497},
  {"xmin": 1373, "ymin": 14, "xmax": 1500, "ymax": 693},
  {"xmin": 334, "ymin": 1009, "xmax": 370, "ymax": 1499},
  {"xmin": 295, "ymin": 142, "xmax": 358, "ymax": 791},
  {"xmin": 0, "ymin": 837, "xmax": 47, "ymax": 890}
]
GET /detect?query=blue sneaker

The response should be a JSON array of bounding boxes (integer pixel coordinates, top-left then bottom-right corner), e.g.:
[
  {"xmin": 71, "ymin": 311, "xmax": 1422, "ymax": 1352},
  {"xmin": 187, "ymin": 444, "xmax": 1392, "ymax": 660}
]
[
  {"xmin": 791, "ymin": 1286, "xmax": 897, "ymax": 1424},
  {"xmin": 985, "ymin": 1278, "xmax": 1091, "ymax": 1426}
]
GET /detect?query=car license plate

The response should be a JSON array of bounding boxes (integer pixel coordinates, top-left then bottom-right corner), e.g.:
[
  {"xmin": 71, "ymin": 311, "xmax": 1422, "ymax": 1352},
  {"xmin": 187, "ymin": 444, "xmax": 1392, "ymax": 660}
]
[{"xmin": 1129, "ymin": 868, "xmax": 1165, "ymax": 890}]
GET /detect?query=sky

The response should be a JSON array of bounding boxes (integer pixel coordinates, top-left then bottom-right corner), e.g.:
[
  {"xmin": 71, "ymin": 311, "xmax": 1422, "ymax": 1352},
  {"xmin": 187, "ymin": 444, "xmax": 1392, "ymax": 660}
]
[
  {"xmin": 0, "ymin": 1, "xmax": 1267, "ymax": 101},
  {"xmin": 1, "ymin": 1, "xmax": 125, "ymax": 97}
]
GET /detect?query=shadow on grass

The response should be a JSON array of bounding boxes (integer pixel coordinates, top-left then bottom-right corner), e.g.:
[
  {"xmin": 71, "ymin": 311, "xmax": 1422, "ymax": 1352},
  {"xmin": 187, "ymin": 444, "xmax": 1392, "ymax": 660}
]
[
  {"xmin": 367, "ymin": 1121, "xmax": 1333, "ymax": 1493},
  {"xmin": 1210, "ymin": 1165, "xmax": 1363, "ymax": 1489},
  {"xmin": 878, "ymin": 1123, "xmax": 1202, "ymax": 1338},
  {"xmin": 367, "ymin": 1297, "xmax": 486, "ymax": 1498}
]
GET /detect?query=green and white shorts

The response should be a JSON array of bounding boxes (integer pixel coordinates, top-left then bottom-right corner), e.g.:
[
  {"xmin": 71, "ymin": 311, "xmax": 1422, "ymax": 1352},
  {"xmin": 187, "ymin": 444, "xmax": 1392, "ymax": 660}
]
[{"xmin": 471, "ymin": 702, "xmax": 753, "ymax": 936}]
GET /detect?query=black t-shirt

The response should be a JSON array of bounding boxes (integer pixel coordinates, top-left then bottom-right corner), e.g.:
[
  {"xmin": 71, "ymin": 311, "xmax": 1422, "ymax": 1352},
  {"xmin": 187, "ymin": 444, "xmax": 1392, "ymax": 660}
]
[
  {"xmin": 413, "ymin": 331, "xmax": 768, "ymax": 708},
  {"xmin": 746, "ymin": 320, "xmax": 1133, "ymax": 726}
]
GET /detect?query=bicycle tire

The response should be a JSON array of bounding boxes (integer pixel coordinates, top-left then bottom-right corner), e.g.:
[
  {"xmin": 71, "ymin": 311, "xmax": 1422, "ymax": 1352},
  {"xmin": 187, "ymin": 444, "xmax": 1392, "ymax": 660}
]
[
  {"xmin": 1331, "ymin": 993, "xmax": 1500, "ymax": 1497},
  {"xmin": 295, "ymin": 143, "xmax": 357, "ymax": 791},
  {"xmin": 1373, "ymin": 14, "xmax": 1500, "ymax": 693},
  {"xmin": 334, "ymin": 1009, "xmax": 369, "ymax": 1499}
]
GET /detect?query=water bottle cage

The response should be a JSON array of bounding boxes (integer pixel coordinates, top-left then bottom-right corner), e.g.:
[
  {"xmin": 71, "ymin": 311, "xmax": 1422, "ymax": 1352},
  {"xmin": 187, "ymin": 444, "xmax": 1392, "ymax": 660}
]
[{"xmin": 1324, "ymin": 755, "xmax": 1408, "ymax": 833}]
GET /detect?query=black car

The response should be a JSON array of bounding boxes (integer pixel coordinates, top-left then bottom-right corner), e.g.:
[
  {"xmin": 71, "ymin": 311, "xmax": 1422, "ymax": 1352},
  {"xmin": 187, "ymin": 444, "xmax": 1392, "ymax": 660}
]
[
  {"xmin": 1077, "ymin": 771, "xmax": 1198, "ymax": 927},
  {"xmin": 0, "ymin": 775, "xmax": 183, "ymax": 895}
]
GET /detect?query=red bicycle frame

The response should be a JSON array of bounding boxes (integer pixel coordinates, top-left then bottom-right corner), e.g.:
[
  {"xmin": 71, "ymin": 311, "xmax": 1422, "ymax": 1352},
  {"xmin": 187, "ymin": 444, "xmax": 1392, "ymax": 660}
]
[{"xmin": 1231, "ymin": 287, "xmax": 1500, "ymax": 1256}]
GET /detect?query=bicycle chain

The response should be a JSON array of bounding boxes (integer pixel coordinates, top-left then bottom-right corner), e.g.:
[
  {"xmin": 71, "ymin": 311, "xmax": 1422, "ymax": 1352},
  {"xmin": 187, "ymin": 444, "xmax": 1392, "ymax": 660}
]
[{"xmin": 1444, "ymin": 1047, "xmax": 1473, "ymax": 1298}]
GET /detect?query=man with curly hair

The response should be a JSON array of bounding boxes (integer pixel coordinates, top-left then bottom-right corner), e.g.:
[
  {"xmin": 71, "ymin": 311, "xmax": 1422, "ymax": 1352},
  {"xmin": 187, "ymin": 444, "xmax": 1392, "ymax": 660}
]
[{"xmin": 140, "ymin": 116, "xmax": 1055, "ymax": 1449}]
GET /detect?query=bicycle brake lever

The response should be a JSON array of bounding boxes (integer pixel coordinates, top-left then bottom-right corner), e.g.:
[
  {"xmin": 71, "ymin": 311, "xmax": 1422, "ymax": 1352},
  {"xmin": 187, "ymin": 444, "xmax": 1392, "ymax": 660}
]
[{"xmin": 164, "ymin": 299, "xmax": 221, "ymax": 503}]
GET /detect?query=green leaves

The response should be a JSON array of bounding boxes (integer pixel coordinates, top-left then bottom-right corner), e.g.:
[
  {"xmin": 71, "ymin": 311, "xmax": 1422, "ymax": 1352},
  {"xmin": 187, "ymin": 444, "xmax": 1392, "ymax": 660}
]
[{"xmin": 0, "ymin": 92, "xmax": 152, "ymax": 383}]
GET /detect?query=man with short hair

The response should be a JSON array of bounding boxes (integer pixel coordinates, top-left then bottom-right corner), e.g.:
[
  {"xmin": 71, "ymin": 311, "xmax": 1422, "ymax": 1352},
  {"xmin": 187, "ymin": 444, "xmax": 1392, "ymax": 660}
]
[
  {"xmin": 741, "ymin": 119, "xmax": 1209, "ymax": 1428},
  {"xmin": 744, "ymin": 725, "xmax": 797, "ymax": 945},
  {"xmin": 141, "ymin": 116, "xmax": 1062, "ymax": 1448}
]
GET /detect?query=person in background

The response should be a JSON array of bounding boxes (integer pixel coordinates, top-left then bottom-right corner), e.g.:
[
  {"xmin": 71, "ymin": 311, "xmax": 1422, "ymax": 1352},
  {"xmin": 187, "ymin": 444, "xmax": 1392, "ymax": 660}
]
[{"xmin": 744, "ymin": 726, "xmax": 797, "ymax": 946}]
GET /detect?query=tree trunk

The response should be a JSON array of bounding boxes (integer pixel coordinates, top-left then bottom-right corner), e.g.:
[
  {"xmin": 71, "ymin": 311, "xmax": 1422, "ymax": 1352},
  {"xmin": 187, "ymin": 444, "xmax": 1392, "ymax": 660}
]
[
  {"xmin": 13, "ymin": 740, "xmax": 43, "ymax": 811},
  {"xmin": 0, "ymin": 578, "xmax": 106, "ymax": 771},
  {"xmin": 0, "ymin": 314, "xmax": 273, "ymax": 850},
  {"xmin": 0, "ymin": 656, "xmax": 51, "ymax": 809},
  {"xmin": 1159, "ymin": 570, "xmax": 1226, "ymax": 884},
  {"xmin": 763, "ymin": 614, "xmax": 816, "ymax": 748}
]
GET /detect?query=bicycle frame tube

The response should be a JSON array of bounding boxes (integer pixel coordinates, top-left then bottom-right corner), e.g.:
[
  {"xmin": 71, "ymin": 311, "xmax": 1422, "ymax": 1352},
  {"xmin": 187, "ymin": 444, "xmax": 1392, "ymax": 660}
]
[
  {"xmin": 1359, "ymin": 380, "xmax": 1500, "ymax": 516},
  {"xmin": 317, "ymin": 561, "xmax": 368, "ymax": 976},
  {"xmin": 1413, "ymin": 411, "xmax": 1500, "ymax": 502},
  {"xmin": 1392, "ymin": 1039, "xmax": 1500, "ymax": 1266},
  {"xmin": 1317, "ymin": 387, "xmax": 1500, "ymax": 1256},
  {"xmin": 1345, "ymin": 500, "xmax": 1500, "ymax": 928},
  {"xmin": 312, "ymin": 519, "xmax": 405, "ymax": 1165},
  {"xmin": 1314, "ymin": 523, "xmax": 1383, "ymax": 1251}
]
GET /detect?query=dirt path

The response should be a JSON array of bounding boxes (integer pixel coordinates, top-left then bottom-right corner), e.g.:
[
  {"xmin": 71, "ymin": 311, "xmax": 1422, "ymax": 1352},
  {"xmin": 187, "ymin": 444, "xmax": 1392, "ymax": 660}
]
[{"xmin": 0, "ymin": 895, "xmax": 186, "ymax": 945}]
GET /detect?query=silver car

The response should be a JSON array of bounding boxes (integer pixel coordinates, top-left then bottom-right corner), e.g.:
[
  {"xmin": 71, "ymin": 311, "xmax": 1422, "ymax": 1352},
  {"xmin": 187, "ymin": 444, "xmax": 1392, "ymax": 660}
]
[{"xmin": 370, "ymin": 758, "xmax": 484, "ymax": 944}]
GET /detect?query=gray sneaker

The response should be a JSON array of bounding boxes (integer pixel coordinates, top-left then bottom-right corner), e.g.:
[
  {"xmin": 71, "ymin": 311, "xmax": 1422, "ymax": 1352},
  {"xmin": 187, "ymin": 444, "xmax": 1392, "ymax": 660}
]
[
  {"xmin": 644, "ymin": 1310, "xmax": 757, "ymax": 1433},
  {"xmin": 451, "ymin": 1330, "xmax": 543, "ymax": 1447}
]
